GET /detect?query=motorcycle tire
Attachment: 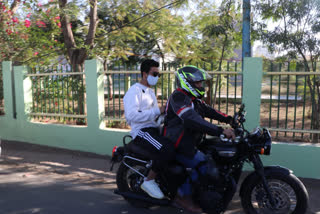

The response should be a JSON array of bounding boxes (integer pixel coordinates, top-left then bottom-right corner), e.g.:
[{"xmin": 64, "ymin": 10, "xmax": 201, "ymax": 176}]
[
  {"xmin": 241, "ymin": 171, "xmax": 309, "ymax": 214},
  {"xmin": 116, "ymin": 162, "xmax": 153, "ymax": 208}
]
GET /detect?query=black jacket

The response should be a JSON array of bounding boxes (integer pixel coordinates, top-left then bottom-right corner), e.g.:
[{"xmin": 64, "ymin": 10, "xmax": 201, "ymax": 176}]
[{"xmin": 164, "ymin": 88, "xmax": 232, "ymax": 157}]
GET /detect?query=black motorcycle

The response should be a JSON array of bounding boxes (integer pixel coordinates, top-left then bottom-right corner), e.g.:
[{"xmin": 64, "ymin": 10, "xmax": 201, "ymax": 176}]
[{"xmin": 111, "ymin": 104, "xmax": 309, "ymax": 214}]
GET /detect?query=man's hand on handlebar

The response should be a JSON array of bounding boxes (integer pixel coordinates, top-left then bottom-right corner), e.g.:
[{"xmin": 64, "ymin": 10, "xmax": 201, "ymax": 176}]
[{"xmin": 223, "ymin": 128, "xmax": 236, "ymax": 140}]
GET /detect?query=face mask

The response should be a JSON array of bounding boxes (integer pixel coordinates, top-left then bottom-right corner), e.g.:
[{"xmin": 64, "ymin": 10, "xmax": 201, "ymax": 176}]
[{"xmin": 147, "ymin": 75, "xmax": 159, "ymax": 86}]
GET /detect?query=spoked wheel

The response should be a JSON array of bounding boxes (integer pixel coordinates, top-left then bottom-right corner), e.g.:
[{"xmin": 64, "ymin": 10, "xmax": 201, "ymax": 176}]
[
  {"xmin": 241, "ymin": 172, "xmax": 309, "ymax": 214},
  {"xmin": 116, "ymin": 161, "xmax": 152, "ymax": 208},
  {"xmin": 252, "ymin": 179, "xmax": 297, "ymax": 213}
]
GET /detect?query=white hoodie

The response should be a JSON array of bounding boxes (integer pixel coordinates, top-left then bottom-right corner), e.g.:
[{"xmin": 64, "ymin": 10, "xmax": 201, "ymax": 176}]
[{"xmin": 123, "ymin": 83, "xmax": 160, "ymax": 139}]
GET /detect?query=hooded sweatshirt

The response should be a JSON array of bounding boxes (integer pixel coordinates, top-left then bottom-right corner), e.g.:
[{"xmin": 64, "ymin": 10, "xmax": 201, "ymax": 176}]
[{"xmin": 123, "ymin": 83, "xmax": 160, "ymax": 139}]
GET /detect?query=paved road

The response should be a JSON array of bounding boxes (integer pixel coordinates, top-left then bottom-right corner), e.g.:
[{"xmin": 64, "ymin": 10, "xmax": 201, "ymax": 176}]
[{"xmin": 0, "ymin": 141, "xmax": 319, "ymax": 214}]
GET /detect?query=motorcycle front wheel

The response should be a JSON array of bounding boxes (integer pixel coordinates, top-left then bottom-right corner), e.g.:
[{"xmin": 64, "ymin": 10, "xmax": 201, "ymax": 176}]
[{"xmin": 241, "ymin": 172, "xmax": 309, "ymax": 214}]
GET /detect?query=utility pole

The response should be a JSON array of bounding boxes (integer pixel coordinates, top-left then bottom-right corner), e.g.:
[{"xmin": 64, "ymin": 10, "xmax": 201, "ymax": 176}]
[{"xmin": 242, "ymin": 0, "xmax": 251, "ymax": 58}]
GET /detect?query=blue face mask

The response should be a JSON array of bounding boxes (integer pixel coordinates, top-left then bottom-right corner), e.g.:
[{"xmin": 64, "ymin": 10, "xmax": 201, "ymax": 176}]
[{"xmin": 147, "ymin": 75, "xmax": 159, "ymax": 86}]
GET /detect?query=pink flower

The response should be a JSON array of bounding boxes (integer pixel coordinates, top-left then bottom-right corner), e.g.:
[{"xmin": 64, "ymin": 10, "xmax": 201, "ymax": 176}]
[
  {"xmin": 12, "ymin": 17, "xmax": 19, "ymax": 23},
  {"xmin": 27, "ymin": 13, "xmax": 31, "ymax": 18},
  {"xmin": 57, "ymin": 22, "xmax": 61, "ymax": 28},
  {"xmin": 37, "ymin": 3, "xmax": 42, "ymax": 7},
  {"xmin": 54, "ymin": 16, "xmax": 60, "ymax": 20},
  {"xmin": 36, "ymin": 20, "xmax": 46, "ymax": 28},
  {"xmin": 6, "ymin": 29, "xmax": 13, "ymax": 35},
  {"xmin": 24, "ymin": 19, "xmax": 31, "ymax": 28},
  {"xmin": 34, "ymin": 52, "xmax": 39, "ymax": 56}
]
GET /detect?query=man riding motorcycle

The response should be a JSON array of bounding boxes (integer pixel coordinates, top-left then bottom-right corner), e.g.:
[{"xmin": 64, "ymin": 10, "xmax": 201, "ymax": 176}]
[{"xmin": 164, "ymin": 65, "xmax": 235, "ymax": 213}]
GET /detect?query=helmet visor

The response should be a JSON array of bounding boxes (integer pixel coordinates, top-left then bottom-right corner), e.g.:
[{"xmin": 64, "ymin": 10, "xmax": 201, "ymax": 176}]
[{"xmin": 180, "ymin": 66, "xmax": 212, "ymax": 82}]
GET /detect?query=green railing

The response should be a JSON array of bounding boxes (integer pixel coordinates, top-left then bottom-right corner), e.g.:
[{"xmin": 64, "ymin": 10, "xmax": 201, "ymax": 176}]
[
  {"xmin": 26, "ymin": 65, "xmax": 86, "ymax": 124},
  {"xmin": 21, "ymin": 60, "xmax": 320, "ymax": 142},
  {"xmin": 103, "ymin": 61, "xmax": 243, "ymax": 127},
  {"xmin": 260, "ymin": 61, "xmax": 320, "ymax": 142},
  {"xmin": 0, "ymin": 64, "xmax": 4, "ymax": 115}
]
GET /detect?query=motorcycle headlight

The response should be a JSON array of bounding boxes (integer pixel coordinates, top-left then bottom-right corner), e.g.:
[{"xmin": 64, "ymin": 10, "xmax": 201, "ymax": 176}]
[
  {"xmin": 263, "ymin": 128, "xmax": 272, "ymax": 155},
  {"xmin": 249, "ymin": 128, "xmax": 272, "ymax": 155}
]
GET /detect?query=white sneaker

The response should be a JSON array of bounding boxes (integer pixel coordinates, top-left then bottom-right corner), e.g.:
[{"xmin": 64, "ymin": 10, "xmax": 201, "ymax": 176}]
[{"xmin": 140, "ymin": 179, "xmax": 164, "ymax": 199}]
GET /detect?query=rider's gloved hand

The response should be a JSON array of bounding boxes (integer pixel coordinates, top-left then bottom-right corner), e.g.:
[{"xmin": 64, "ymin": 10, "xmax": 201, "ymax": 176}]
[{"xmin": 223, "ymin": 128, "xmax": 236, "ymax": 140}]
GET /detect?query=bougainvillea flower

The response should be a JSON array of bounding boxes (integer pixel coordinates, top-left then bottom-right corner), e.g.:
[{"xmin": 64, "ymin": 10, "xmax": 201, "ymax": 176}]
[
  {"xmin": 24, "ymin": 19, "xmax": 31, "ymax": 28},
  {"xmin": 12, "ymin": 17, "xmax": 19, "ymax": 23},
  {"xmin": 34, "ymin": 52, "xmax": 39, "ymax": 56},
  {"xmin": 6, "ymin": 29, "xmax": 13, "ymax": 35},
  {"xmin": 36, "ymin": 21, "xmax": 46, "ymax": 28}
]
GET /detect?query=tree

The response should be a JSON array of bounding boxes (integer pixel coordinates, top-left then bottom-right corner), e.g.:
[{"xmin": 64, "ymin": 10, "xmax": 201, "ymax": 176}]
[
  {"xmin": 0, "ymin": 0, "xmax": 65, "ymax": 65},
  {"xmin": 181, "ymin": 0, "xmax": 242, "ymax": 104},
  {"xmin": 93, "ymin": 0, "xmax": 187, "ymax": 98},
  {"xmin": 94, "ymin": 0, "xmax": 146, "ymax": 99},
  {"xmin": 58, "ymin": 0, "xmax": 97, "ymax": 71},
  {"xmin": 253, "ymin": 0, "xmax": 320, "ymax": 143}
]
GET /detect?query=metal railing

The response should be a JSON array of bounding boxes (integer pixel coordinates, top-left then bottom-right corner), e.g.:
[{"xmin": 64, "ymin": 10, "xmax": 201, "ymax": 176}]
[
  {"xmin": 103, "ymin": 63, "xmax": 243, "ymax": 127},
  {"xmin": 26, "ymin": 65, "xmax": 86, "ymax": 124},
  {"xmin": 260, "ymin": 61, "xmax": 320, "ymax": 141}
]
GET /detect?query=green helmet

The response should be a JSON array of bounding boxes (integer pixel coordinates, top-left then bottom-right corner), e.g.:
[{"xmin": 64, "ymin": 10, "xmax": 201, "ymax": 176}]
[{"xmin": 175, "ymin": 65, "xmax": 212, "ymax": 98}]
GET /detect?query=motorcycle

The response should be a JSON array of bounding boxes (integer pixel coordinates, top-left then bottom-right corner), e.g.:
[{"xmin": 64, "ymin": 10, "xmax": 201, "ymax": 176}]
[{"xmin": 110, "ymin": 104, "xmax": 309, "ymax": 214}]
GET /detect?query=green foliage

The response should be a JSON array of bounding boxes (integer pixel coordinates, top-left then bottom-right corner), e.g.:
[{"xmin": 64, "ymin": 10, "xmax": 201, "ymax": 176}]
[
  {"xmin": 175, "ymin": 0, "xmax": 242, "ymax": 66},
  {"xmin": 253, "ymin": 0, "xmax": 320, "ymax": 65},
  {"xmin": 1, "ymin": 0, "xmax": 242, "ymax": 68},
  {"xmin": 0, "ymin": 0, "xmax": 65, "ymax": 65}
]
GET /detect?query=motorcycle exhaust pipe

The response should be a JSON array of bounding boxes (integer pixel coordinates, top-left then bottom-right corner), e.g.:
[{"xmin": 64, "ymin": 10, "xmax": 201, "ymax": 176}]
[{"xmin": 114, "ymin": 190, "xmax": 171, "ymax": 206}]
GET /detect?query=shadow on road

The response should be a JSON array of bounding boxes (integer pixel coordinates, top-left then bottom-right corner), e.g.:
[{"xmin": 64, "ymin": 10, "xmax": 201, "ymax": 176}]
[{"xmin": 0, "ymin": 140, "xmax": 319, "ymax": 214}]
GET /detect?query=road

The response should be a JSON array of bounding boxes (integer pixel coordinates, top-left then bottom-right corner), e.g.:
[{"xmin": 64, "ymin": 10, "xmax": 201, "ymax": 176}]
[{"xmin": 0, "ymin": 140, "xmax": 319, "ymax": 214}]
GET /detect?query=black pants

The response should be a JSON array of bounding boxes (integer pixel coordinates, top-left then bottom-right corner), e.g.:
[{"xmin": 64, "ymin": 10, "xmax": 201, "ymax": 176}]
[{"xmin": 133, "ymin": 127, "xmax": 175, "ymax": 173}]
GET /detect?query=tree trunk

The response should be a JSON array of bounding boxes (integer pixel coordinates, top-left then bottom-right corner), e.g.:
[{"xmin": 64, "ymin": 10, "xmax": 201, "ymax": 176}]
[
  {"xmin": 10, "ymin": 0, "xmax": 21, "ymax": 13},
  {"xmin": 308, "ymin": 76, "xmax": 320, "ymax": 143},
  {"xmin": 292, "ymin": 41, "xmax": 319, "ymax": 143},
  {"xmin": 304, "ymin": 67, "xmax": 319, "ymax": 143},
  {"xmin": 103, "ymin": 60, "xmax": 113, "ymax": 100},
  {"xmin": 71, "ymin": 58, "xmax": 86, "ymax": 125},
  {"xmin": 59, "ymin": 0, "xmax": 98, "ymax": 125},
  {"xmin": 211, "ymin": 34, "xmax": 228, "ymax": 107}
]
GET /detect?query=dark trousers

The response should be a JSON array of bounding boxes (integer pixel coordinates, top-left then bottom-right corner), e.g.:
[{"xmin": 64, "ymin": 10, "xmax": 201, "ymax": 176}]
[{"xmin": 133, "ymin": 127, "xmax": 175, "ymax": 173}]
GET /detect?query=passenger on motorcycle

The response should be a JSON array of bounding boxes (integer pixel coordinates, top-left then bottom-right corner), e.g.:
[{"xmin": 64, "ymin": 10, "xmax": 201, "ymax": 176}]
[
  {"xmin": 123, "ymin": 59, "xmax": 175, "ymax": 200},
  {"xmin": 164, "ymin": 65, "xmax": 235, "ymax": 213}
]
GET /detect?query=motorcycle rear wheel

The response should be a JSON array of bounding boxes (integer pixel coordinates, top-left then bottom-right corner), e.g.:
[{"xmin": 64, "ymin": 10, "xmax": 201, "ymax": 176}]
[
  {"xmin": 116, "ymin": 161, "xmax": 153, "ymax": 208},
  {"xmin": 241, "ymin": 172, "xmax": 309, "ymax": 214}
]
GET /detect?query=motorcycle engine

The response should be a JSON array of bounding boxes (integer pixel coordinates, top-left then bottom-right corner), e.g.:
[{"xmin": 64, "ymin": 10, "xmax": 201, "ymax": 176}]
[{"xmin": 197, "ymin": 190, "xmax": 224, "ymax": 214}]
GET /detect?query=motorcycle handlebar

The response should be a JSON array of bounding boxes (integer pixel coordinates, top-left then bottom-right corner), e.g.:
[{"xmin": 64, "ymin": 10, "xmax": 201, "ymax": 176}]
[{"xmin": 220, "ymin": 134, "xmax": 240, "ymax": 144}]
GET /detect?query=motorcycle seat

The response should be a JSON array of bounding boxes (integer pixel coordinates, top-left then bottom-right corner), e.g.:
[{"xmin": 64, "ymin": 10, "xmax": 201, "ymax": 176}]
[{"xmin": 126, "ymin": 142, "xmax": 156, "ymax": 160}]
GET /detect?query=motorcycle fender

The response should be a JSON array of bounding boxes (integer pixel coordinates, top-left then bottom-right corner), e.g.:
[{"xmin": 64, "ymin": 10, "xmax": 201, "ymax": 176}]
[{"xmin": 239, "ymin": 166, "xmax": 292, "ymax": 198}]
